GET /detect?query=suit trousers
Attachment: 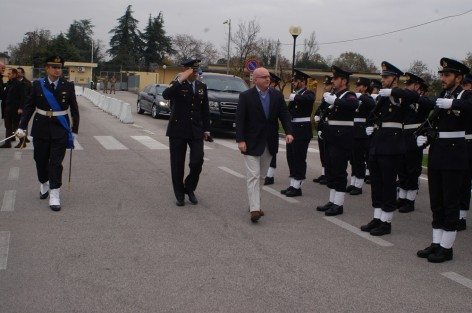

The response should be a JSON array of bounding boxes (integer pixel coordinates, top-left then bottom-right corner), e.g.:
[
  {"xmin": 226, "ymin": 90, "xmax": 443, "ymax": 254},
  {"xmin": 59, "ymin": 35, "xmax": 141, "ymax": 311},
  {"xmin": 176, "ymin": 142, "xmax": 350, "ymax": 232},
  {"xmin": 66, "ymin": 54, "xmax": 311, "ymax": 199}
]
[
  {"xmin": 398, "ymin": 148, "xmax": 423, "ymax": 191},
  {"xmin": 325, "ymin": 142, "xmax": 351, "ymax": 192},
  {"xmin": 3, "ymin": 110, "xmax": 20, "ymax": 143},
  {"xmin": 351, "ymin": 138, "xmax": 370, "ymax": 179},
  {"xmin": 369, "ymin": 154, "xmax": 401, "ymax": 212},
  {"xmin": 33, "ymin": 135, "xmax": 68, "ymax": 189},
  {"xmin": 428, "ymin": 168, "xmax": 464, "ymax": 231},
  {"xmin": 286, "ymin": 138, "xmax": 310, "ymax": 180},
  {"xmin": 244, "ymin": 146, "xmax": 272, "ymax": 212},
  {"xmin": 270, "ymin": 155, "xmax": 277, "ymax": 168},
  {"xmin": 169, "ymin": 137, "xmax": 204, "ymax": 199}
]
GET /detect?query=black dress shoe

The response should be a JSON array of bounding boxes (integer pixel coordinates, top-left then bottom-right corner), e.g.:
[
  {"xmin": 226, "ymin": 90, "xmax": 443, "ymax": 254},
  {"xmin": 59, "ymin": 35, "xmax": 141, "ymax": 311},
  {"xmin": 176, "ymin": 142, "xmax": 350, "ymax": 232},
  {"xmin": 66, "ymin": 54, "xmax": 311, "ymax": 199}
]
[
  {"xmin": 396, "ymin": 198, "xmax": 406, "ymax": 209},
  {"xmin": 264, "ymin": 177, "xmax": 274, "ymax": 185},
  {"xmin": 399, "ymin": 199, "xmax": 415, "ymax": 213},
  {"xmin": 349, "ymin": 187, "xmax": 362, "ymax": 196},
  {"xmin": 457, "ymin": 219, "xmax": 467, "ymax": 231},
  {"xmin": 364, "ymin": 175, "xmax": 371, "ymax": 184},
  {"xmin": 360, "ymin": 218, "xmax": 381, "ymax": 232},
  {"xmin": 346, "ymin": 185, "xmax": 355, "ymax": 193},
  {"xmin": 313, "ymin": 175, "xmax": 325, "ymax": 183},
  {"xmin": 285, "ymin": 187, "xmax": 302, "ymax": 197},
  {"xmin": 49, "ymin": 205, "xmax": 61, "ymax": 212},
  {"xmin": 370, "ymin": 221, "xmax": 391, "ymax": 236},
  {"xmin": 427, "ymin": 246, "xmax": 453, "ymax": 263},
  {"xmin": 281, "ymin": 186, "xmax": 294, "ymax": 195},
  {"xmin": 0, "ymin": 143, "xmax": 12, "ymax": 148},
  {"xmin": 417, "ymin": 243, "xmax": 440, "ymax": 258},
  {"xmin": 176, "ymin": 198, "xmax": 185, "ymax": 206},
  {"xmin": 316, "ymin": 202, "xmax": 334, "ymax": 212},
  {"xmin": 250, "ymin": 211, "xmax": 262, "ymax": 223},
  {"xmin": 319, "ymin": 177, "xmax": 328, "ymax": 185},
  {"xmin": 325, "ymin": 205, "xmax": 343, "ymax": 216},
  {"xmin": 186, "ymin": 190, "xmax": 198, "ymax": 205},
  {"xmin": 39, "ymin": 191, "xmax": 49, "ymax": 200}
]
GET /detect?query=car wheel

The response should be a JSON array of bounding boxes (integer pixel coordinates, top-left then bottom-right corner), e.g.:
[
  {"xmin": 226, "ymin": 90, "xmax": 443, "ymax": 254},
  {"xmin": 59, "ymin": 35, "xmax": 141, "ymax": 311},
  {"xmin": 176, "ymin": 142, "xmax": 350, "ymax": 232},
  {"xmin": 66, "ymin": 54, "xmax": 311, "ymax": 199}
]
[
  {"xmin": 151, "ymin": 104, "xmax": 160, "ymax": 119},
  {"xmin": 137, "ymin": 101, "xmax": 145, "ymax": 114}
]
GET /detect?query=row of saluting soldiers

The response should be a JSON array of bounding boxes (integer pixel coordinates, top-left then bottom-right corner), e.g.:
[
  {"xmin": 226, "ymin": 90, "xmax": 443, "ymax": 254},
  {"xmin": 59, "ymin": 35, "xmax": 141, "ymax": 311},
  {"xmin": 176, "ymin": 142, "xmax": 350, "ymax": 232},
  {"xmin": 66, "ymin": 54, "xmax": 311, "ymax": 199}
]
[{"xmin": 266, "ymin": 57, "xmax": 472, "ymax": 263}]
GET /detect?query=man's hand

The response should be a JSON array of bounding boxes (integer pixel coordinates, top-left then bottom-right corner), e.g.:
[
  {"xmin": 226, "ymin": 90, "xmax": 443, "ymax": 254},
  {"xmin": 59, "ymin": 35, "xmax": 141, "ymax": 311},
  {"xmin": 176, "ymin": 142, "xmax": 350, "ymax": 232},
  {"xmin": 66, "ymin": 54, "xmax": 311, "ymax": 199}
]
[
  {"xmin": 15, "ymin": 128, "xmax": 26, "ymax": 138},
  {"xmin": 324, "ymin": 94, "xmax": 337, "ymax": 105},
  {"xmin": 416, "ymin": 135, "xmax": 427, "ymax": 147},
  {"xmin": 17, "ymin": 109, "xmax": 23, "ymax": 114},
  {"xmin": 286, "ymin": 135, "xmax": 294, "ymax": 144},
  {"xmin": 177, "ymin": 68, "xmax": 195, "ymax": 83},
  {"xmin": 366, "ymin": 126, "xmax": 374, "ymax": 136},
  {"xmin": 317, "ymin": 131, "xmax": 323, "ymax": 139},
  {"xmin": 203, "ymin": 131, "xmax": 213, "ymax": 142},
  {"xmin": 238, "ymin": 141, "xmax": 247, "ymax": 153},
  {"xmin": 379, "ymin": 89, "xmax": 392, "ymax": 97},
  {"xmin": 436, "ymin": 98, "xmax": 453, "ymax": 109}
]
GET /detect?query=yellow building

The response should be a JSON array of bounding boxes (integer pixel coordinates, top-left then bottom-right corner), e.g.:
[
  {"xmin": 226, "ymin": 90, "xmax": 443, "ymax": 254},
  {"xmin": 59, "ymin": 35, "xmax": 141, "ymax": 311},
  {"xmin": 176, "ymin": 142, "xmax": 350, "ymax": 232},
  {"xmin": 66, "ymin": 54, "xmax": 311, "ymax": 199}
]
[{"xmin": 66, "ymin": 62, "xmax": 97, "ymax": 86}]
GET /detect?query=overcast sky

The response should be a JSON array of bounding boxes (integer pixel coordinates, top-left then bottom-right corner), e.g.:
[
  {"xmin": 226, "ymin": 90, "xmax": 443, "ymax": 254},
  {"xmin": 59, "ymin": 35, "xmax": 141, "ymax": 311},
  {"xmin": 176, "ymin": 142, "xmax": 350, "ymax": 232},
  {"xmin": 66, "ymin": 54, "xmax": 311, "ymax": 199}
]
[{"xmin": 1, "ymin": 0, "xmax": 471, "ymax": 72}]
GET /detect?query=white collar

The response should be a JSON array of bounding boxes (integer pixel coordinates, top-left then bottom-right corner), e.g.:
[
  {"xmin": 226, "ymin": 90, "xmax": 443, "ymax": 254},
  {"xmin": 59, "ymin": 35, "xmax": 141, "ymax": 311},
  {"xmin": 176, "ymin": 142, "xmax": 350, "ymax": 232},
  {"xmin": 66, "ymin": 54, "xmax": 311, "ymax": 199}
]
[
  {"xmin": 256, "ymin": 86, "xmax": 269, "ymax": 96},
  {"xmin": 48, "ymin": 77, "xmax": 60, "ymax": 85}
]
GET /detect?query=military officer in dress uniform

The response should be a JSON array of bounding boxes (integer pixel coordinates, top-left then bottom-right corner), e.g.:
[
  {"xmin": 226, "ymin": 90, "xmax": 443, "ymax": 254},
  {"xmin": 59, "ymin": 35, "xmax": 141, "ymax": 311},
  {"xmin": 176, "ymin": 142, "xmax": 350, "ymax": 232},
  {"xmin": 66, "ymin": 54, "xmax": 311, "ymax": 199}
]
[
  {"xmin": 364, "ymin": 79, "xmax": 382, "ymax": 185},
  {"xmin": 346, "ymin": 77, "xmax": 375, "ymax": 196},
  {"xmin": 316, "ymin": 66, "xmax": 357, "ymax": 216},
  {"xmin": 15, "ymin": 56, "xmax": 79, "ymax": 211},
  {"xmin": 280, "ymin": 69, "xmax": 315, "ymax": 197},
  {"xmin": 416, "ymin": 58, "xmax": 471, "ymax": 262},
  {"xmin": 162, "ymin": 59, "xmax": 211, "ymax": 207},
  {"xmin": 313, "ymin": 75, "xmax": 333, "ymax": 185},
  {"xmin": 389, "ymin": 73, "xmax": 434, "ymax": 213},
  {"xmin": 264, "ymin": 72, "xmax": 282, "ymax": 185},
  {"xmin": 360, "ymin": 61, "xmax": 405, "ymax": 236}
]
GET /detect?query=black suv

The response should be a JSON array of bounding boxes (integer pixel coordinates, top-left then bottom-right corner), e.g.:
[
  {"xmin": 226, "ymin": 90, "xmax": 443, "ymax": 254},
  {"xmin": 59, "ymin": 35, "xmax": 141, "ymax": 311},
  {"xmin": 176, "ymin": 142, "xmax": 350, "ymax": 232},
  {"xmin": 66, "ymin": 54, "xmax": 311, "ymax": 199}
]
[
  {"xmin": 199, "ymin": 72, "xmax": 249, "ymax": 131},
  {"xmin": 137, "ymin": 84, "xmax": 170, "ymax": 118}
]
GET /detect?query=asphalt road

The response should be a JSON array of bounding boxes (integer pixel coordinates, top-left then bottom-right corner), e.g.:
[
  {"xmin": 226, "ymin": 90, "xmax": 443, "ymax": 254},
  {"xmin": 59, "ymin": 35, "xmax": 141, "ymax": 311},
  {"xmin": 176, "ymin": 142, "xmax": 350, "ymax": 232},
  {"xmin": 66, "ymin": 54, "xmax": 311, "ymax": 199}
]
[{"xmin": 0, "ymin": 90, "xmax": 471, "ymax": 313}]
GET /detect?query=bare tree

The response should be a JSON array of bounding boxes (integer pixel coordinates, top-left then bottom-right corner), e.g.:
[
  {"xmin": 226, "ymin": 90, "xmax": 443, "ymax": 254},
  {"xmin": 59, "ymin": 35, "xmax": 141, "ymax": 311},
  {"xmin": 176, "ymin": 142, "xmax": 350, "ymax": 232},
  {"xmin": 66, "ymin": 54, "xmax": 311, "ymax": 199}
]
[
  {"xmin": 255, "ymin": 38, "xmax": 278, "ymax": 68},
  {"xmin": 231, "ymin": 19, "xmax": 261, "ymax": 73},
  {"xmin": 463, "ymin": 52, "xmax": 472, "ymax": 70},
  {"xmin": 407, "ymin": 60, "xmax": 434, "ymax": 83},
  {"xmin": 172, "ymin": 34, "xmax": 219, "ymax": 65}
]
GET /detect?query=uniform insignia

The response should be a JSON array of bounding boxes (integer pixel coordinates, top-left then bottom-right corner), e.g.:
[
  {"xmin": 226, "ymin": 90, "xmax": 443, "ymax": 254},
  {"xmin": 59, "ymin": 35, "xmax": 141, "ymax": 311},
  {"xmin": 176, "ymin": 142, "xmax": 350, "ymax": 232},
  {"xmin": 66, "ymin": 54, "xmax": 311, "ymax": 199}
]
[
  {"xmin": 54, "ymin": 57, "xmax": 61, "ymax": 63},
  {"xmin": 452, "ymin": 110, "xmax": 460, "ymax": 116},
  {"xmin": 442, "ymin": 60, "xmax": 447, "ymax": 67},
  {"xmin": 389, "ymin": 108, "xmax": 392, "ymax": 112},
  {"xmin": 198, "ymin": 89, "xmax": 204, "ymax": 95},
  {"xmin": 181, "ymin": 89, "xmax": 188, "ymax": 93},
  {"xmin": 405, "ymin": 74, "xmax": 410, "ymax": 81},
  {"xmin": 381, "ymin": 63, "xmax": 387, "ymax": 71}
]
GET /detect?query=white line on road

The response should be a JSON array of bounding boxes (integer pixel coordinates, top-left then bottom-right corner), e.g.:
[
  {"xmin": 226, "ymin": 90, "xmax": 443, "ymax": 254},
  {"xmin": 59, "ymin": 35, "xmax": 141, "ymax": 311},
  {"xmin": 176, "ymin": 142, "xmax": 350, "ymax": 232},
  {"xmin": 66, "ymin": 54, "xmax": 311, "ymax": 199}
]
[
  {"xmin": 204, "ymin": 157, "xmax": 210, "ymax": 161},
  {"xmin": 132, "ymin": 124, "xmax": 144, "ymax": 128},
  {"xmin": 14, "ymin": 151, "xmax": 22, "ymax": 160},
  {"xmin": 94, "ymin": 136, "xmax": 128, "ymax": 150},
  {"xmin": 324, "ymin": 216, "xmax": 394, "ymax": 247},
  {"xmin": 442, "ymin": 272, "xmax": 472, "ymax": 290},
  {"xmin": 263, "ymin": 186, "xmax": 299, "ymax": 203},
  {"xmin": 143, "ymin": 129, "xmax": 155, "ymax": 135},
  {"xmin": 204, "ymin": 144, "xmax": 213, "ymax": 150},
  {"xmin": 74, "ymin": 138, "xmax": 84, "ymax": 150},
  {"xmin": 1, "ymin": 190, "xmax": 16, "ymax": 212},
  {"xmin": 218, "ymin": 166, "xmax": 245, "ymax": 178},
  {"xmin": 419, "ymin": 175, "xmax": 428, "ymax": 181},
  {"xmin": 131, "ymin": 136, "xmax": 168, "ymax": 149},
  {"xmin": 8, "ymin": 167, "xmax": 19, "ymax": 180},
  {"xmin": 0, "ymin": 231, "xmax": 10, "ymax": 270},
  {"xmin": 278, "ymin": 139, "xmax": 319, "ymax": 153}
]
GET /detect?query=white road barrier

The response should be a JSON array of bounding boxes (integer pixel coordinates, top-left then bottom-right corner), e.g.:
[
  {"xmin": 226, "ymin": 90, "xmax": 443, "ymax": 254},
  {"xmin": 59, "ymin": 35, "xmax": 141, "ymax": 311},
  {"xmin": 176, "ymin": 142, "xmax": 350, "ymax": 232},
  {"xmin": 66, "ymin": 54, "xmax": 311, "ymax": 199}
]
[{"xmin": 81, "ymin": 88, "xmax": 133, "ymax": 124}]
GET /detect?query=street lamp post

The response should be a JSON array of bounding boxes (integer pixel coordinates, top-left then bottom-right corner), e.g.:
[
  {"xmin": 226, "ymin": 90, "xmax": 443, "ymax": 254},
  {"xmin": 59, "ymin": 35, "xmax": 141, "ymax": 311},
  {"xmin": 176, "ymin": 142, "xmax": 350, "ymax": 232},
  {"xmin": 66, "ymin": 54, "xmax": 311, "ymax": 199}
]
[
  {"xmin": 289, "ymin": 25, "xmax": 302, "ymax": 91},
  {"xmin": 162, "ymin": 65, "xmax": 167, "ymax": 84},
  {"xmin": 223, "ymin": 19, "xmax": 231, "ymax": 75}
]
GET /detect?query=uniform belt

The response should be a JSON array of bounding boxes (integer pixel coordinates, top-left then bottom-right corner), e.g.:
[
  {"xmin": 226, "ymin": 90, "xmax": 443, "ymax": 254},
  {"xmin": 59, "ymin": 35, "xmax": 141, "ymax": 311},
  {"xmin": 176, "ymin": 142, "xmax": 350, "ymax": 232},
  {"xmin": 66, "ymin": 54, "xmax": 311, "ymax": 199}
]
[
  {"xmin": 327, "ymin": 120, "xmax": 354, "ymax": 126},
  {"xmin": 381, "ymin": 122, "xmax": 402, "ymax": 129},
  {"xmin": 403, "ymin": 123, "xmax": 421, "ymax": 130},
  {"xmin": 353, "ymin": 118, "xmax": 366, "ymax": 123},
  {"xmin": 36, "ymin": 108, "xmax": 68, "ymax": 117},
  {"xmin": 291, "ymin": 117, "xmax": 311, "ymax": 123},
  {"xmin": 466, "ymin": 134, "xmax": 472, "ymax": 140},
  {"xmin": 438, "ymin": 131, "xmax": 465, "ymax": 139}
]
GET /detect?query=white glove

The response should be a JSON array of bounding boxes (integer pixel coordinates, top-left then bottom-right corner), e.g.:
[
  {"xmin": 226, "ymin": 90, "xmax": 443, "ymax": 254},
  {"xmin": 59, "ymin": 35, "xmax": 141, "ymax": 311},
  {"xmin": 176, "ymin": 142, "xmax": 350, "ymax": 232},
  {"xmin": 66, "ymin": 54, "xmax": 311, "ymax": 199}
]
[
  {"xmin": 436, "ymin": 98, "xmax": 453, "ymax": 109},
  {"xmin": 366, "ymin": 126, "xmax": 374, "ymax": 136},
  {"xmin": 317, "ymin": 131, "xmax": 323, "ymax": 139},
  {"xmin": 355, "ymin": 93, "xmax": 361, "ymax": 98},
  {"xmin": 417, "ymin": 135, "xmax": 427, "ymax": 147},
  {"xmin": 324, "ymin": 94, "xmax": 337, "ymax": 105},
  {"xmin": 323, "ymin": 92, "xmax": 330, "ymax": 98},
  {"xmin": 15, "ymin": 128, "xmax": 26, "ymax": 138},
  {"xmin": 289, "ymin": 93, "xmax": 297, "ymax": 101},
  {"xmin": 379, "ymin": 89, "xmax": 392, "ymax": 97},
  {"xmin": 314, "ymin": 115, "xmax": 321, "ymax": 122}
]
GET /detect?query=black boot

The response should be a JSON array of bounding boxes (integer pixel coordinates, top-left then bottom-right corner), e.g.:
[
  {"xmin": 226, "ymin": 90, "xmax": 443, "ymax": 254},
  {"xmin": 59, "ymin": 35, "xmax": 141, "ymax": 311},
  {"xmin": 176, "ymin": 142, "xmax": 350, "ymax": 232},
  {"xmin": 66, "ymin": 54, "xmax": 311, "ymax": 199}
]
[
  {"xmin": 427, "ymin": 246, "xmax": 453, "ymax": 263},
  {"xmin": 325, "ymin": 205, "xmax": 343, "ymax": 216},
  {"xmin": 281, "ymin": 186, "xmax": 294, "ymax": 195},
  {"xmin": 360, "ymin": 218, "xmax": 381, "ymax": 232},
  {"xmin": 457, "ymin": 219, "xmax": 467, "ymax": 231},
  {"xmin": 417, "ymin": 243, "xmax": 440, "ymax": 258},
  {"xmin": 396, "ymin": 198, "xmax": 406, "ymax": 209},
  {"xmin": 264, "ymin": 176, "xmax": 274, "ymax": 185},
  {"xmin": 346, "ymin": 185, "xmax": 355, "ymax": 193},
  {"xmin": 399, "ymin": 199, "xmax": 415, "ymax": 213},
  {"xmin": 316, "ymin": 202, "xmax": 334, "ymax": 212},
  {"xmin": 349, "ymin": 187, "xmax": 362, "ymax": 196},
  {"xmin": 285, "ymin": 187, "xmax": 302, "ymax": 197},
  {"xmin": 370, "ymin": 221, "xmax": 391, "ymax": 236},
  {"xmin": 313, "ymin": 175, "xmax": 325, "ymax": 183}
]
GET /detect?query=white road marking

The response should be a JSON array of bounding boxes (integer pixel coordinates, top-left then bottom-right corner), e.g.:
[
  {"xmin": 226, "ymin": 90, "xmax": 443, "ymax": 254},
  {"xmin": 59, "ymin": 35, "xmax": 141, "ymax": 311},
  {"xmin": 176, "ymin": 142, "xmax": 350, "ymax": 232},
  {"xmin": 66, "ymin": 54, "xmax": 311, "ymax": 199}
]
[
  {"xmin": 143, "ymin": 129, "xmax": 155, "ymax": 135},
  {"xmin": 0, "ymin": 231, "xmax": 11, "ymax": 270},
  {"xmin": 8, "ymin": 167, "xmax": 19, "ymax": 180},
  {"xmin": 263, "ymin": 186, "xmax": 299, "ymax": 203},
  {"xmin": 324, "ymin": 216, "xmax": 394, "ymax": 247},
  {"xmin": 419, "ymin": 175, "xmax": 428, "ymax": 181},
  {"xmin": 132, "ymin": 124, "xmax": 143, "ymax": 128},
  {"xmin": 214, "ymin": 139, "xmax": 238, "ymax": 150},
  {"xmin": 131, "ymin": 136, "xmax": 168, "ymax": 149},
  {"xmin": 1, "ymin": 190, "xmax": 16, "ymax": 212},
  {"xmin": 442, "ymin": 272, "xmax": 472, "ymax": 290},
  {"xmin": 74, "ymin": 138, "xmax": 84, "ymax": 150},
  {"xmin": 218, "ymin": 166, "xmax": 245, "ymax": 178},
  {"xmin": 94, "ymin": 136, "xmax": 128, "ymax": 150},
  {"xmin": 203, "ymin": 157, "xmax": 210, "ymax": 161},
  {"xmin": 279, "ymin": 139, "xmax": 319, "ymax": 153},
  {"xmin": 204, "ymin": 144, "xmax": 213, "ymax": 150},
  {"xmin": 14, "ymin": 151, "xmax": 22, "ymax": 160}
]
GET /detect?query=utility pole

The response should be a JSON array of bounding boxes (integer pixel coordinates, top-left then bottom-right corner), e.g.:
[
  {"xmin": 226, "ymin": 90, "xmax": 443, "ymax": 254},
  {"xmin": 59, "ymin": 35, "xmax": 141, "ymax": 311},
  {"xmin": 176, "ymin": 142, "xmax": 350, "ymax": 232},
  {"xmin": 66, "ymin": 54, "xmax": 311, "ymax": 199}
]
[
  {"xmin": 275, "ymin": 39, "xmax": 280, "ymax": 73},
  {"xmin": 224, "ymin": 19, "xmax": 231, "ymax": 75}
]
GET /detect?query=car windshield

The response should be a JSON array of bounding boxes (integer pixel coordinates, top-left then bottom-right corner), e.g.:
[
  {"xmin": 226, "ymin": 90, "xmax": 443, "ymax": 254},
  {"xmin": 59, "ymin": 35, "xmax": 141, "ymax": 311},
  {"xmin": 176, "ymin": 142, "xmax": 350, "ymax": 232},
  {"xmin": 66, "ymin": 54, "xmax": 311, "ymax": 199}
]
[{"xmin": 200, "ymin": 75, "xmax": 248, "ymax": 93}]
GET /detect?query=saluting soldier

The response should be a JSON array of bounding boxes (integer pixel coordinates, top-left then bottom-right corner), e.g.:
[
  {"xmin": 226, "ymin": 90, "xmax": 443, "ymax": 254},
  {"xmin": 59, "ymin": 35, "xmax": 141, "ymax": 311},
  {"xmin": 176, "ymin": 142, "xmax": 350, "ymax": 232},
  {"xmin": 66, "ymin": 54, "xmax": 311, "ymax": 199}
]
[
  {"xmin": 264, "ymin": 72, "xmax": 282, "ymax": 185},
  {"xmin": 316, "ymin": 66, "xmax": 357, "ymax": 216},
  {"xmin": 347, "ymin": 77, "xmax": 375, "ymax": 195},
  {"xmin": 390, "ymin": 73, "xmax": 434, "ymax": 213},
  {"xmin": 162, "ymin": 59, "xmax": 211, "ymax": 206},
  {"xmin": 281, "ymin": 69, "xmax": 315, "ymax": 197},
  {"xmin": 312, "ymin": 75, "xmax": 333, "ymax": 185},
  {"xmin": 15, "ymin": 56, "xmax": 79, "ymax": 211},
  {"xmin": 360, "ymin": 61, "xmax": 405, "ymax": 236},
  {"xmin": 416, "ymin": 58, "xmax": 471, "ymax": 262}
]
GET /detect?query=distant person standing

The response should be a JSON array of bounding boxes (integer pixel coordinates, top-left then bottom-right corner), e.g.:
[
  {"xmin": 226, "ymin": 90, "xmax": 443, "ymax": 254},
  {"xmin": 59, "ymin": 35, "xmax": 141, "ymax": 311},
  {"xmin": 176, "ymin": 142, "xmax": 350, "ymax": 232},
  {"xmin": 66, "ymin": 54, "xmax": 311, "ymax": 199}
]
[
  {"xmin": 264, "ymin": 71, "xmax": 282, "ymax": 185},
  {"xmin": 102, "ymin": 76, "xmax": 108, "ymax": 94},
  {"xmin": 16, "ymin": 67, "xmax": 32, "ymax": 148},
  {"xmin": 0, "ymin": 62, "xmax": 5, "ymax": 122},
  {"xmin": 109, "ymin": 75, "xmax": 117, "ymax": 94}
]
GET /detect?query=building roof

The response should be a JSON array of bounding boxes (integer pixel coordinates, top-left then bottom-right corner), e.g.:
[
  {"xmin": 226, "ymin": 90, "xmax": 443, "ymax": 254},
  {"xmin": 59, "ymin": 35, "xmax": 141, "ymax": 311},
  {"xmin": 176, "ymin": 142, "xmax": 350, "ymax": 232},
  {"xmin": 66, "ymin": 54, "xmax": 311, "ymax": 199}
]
[{"xmin": 64, "ymin": 61, "xmax": 98, "ymax": 68}]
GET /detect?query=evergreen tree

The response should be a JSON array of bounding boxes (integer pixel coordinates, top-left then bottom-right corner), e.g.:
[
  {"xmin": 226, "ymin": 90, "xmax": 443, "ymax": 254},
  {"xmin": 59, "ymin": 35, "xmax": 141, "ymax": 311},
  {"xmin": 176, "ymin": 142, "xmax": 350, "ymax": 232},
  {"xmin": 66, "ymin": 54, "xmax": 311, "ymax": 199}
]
[
  {"xmin": 49, "ymin": 33, "xmax": 80, "ymax": 61},
  {"xmin": 67, "ymin": 19, "xmax": 94, "ymax": 62},
  {"xmin": 108, "ymin": 5, "xmax": 144, "ymax": 68},
  {"xmin": 8, "ymin": 29, "xmax": 52, "ymax": 66},
  {"xmin": 141, "ymin": 13, "xmax": 174, "ymax": 69}
]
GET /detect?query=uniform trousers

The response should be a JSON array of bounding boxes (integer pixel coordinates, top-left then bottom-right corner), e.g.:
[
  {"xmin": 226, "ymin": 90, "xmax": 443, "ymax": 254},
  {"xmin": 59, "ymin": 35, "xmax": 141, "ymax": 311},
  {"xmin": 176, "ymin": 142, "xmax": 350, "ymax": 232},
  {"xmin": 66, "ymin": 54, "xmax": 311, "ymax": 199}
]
[
  {"xmin": 318, "ymin": 137, "xmax": 326, "ymax": 168},
  {"xmin": 398, "ymin": 148, "xmax": 423, "ymax": 191},
  {"xmin": 351, "ymin": 138, "xmax": 370, "ymax": 179},
  {"xmin": 244, "ymin": 146, "xmax": 272, "ymax": 212},
  {"xmin": 286, "ymin": 139, "xmax": 310, "ymax": 180},
  {"xmin": 369, "ymin": 154, "xmax": 401, "ymax": 212},
  {"xmin": 325, "ymin": 142, "xmax": 350, "ymax": 192},
  {"xmin": 459, "ymin": 158, "xmax": 472, "ymax": 212},
  {"xmin": 169, "ymin": 137, "xmax": 204, "ymax": 199},
  {"xmin": 33, "ymin": 135, "xmax": 67, "ymax": 189},
  {"xmin": 428, "ymin": 168, "xmax": 464, "ymax": 231}
]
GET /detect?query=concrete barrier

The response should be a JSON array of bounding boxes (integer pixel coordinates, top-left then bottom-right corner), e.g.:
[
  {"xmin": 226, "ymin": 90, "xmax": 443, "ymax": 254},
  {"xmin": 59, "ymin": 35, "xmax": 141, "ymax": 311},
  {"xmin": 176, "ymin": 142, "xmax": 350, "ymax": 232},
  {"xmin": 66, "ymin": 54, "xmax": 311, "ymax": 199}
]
[{"xmin": 81, "ymin": 88, "xmax": 133, "ymax": 124}]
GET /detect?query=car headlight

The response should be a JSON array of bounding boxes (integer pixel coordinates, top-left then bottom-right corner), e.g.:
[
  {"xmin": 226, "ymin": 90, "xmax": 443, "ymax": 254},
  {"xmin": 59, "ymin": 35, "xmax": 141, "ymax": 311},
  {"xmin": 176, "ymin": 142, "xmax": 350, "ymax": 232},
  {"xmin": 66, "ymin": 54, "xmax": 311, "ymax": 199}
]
[
  {"xmin": 159, "ymin": 101, "xmax": 169, "ymax": 107},
  {"xmin": 209, "ymin": 101, "xmax": 220, "ymax": 112}
]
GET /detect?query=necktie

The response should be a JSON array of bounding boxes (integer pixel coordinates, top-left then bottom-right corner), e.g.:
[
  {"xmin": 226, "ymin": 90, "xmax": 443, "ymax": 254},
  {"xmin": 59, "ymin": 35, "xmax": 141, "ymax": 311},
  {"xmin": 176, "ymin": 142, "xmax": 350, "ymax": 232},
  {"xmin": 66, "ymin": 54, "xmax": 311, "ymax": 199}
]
[{"xmin": 50, "ymin": 82, "xmax": 55, "ymax": 91}]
